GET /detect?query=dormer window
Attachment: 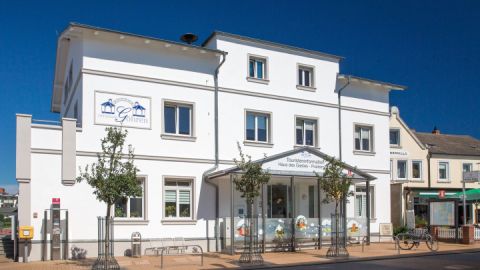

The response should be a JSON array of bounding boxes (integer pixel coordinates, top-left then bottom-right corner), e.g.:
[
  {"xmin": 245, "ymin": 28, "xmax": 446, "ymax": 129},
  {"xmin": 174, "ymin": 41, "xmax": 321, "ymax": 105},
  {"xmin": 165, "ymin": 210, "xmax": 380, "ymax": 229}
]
[{"xmin": 247, "ymin": 55, "xmax": 268, "ymax": 83}]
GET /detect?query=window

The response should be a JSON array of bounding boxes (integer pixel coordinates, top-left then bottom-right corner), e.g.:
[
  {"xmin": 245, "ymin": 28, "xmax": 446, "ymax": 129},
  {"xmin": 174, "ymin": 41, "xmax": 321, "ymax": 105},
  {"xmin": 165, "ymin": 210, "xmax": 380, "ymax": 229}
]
[
  {"xmin": 397, "ymin": 160, "xmax": 407, "ymax": 179},
  {"xmin": 438, "ymin": 162, "xmax": 449, "ymax": 181},
  {"xmin": 354, "ymin": 125, "xmax": 373, "ymax": 152},
  {"xmin": 248, "ymin": 56, "xmax": 267, "ymax": 80},
  {"xmin": 463, "ymin": 163, "xmax": 473, "ymax": 173},
  {"xmin": 412, "ymin": 161, "xmax": 422, "ymax": 180},
  {"xmin": 295, "ymin": 118, "xmax": 317, "ymax": 146},
  {"xmin": 390, "ymin": 129, "xmax": 400, "ymax": 146},
  {"xmin": 298, "ymin": 65, "xmax": 314, "ymax": 88},
  {"xmin": 246, "ymin": 111, "xmax": 270, "ymax": 143},
  {"xmin": 164, "ymin": 102, "xmax": 192, "ymax": 136},
  {"xmin": 164, "ymin": 179, "xmax": 193, "ymax": 219},
  {"xmin": 114, "ymin": 178, "xmax": 145, "ymax": 219},
  {"xmin": 355, "ymin": 186, "xmax": 375, "ymax": 219}
]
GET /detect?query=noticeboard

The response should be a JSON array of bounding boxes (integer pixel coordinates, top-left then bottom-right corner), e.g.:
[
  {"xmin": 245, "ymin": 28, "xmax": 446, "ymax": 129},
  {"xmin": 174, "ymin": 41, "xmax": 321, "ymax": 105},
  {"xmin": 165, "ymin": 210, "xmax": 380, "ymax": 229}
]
[{"xmin": 429, "ymin": 200, "xmax": 457, "ymax": 226}]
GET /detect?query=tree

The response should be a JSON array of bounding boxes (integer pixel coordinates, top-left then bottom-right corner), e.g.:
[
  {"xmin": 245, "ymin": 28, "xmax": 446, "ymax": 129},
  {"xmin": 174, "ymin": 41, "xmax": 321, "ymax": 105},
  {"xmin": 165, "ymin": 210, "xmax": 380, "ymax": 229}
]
[
  {"xmin": 233, "ymin": 142, "xmax": 270, "ymax": 263},
  {"xmin": 77, "ymin": 127, "xmax": 141, "ymax": 265},
  {"xmin": 316, "ymin": 157, "xmax": 353, "ymax": 257}
]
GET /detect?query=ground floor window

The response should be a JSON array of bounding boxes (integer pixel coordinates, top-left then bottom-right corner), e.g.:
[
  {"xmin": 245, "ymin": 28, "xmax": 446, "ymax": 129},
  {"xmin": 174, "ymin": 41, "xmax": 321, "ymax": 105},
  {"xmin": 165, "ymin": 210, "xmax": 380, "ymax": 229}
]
[
  {"xmin": 355, "ymin": 186, "xmax": 375, "ymax": 219},
  {"xmin": 114, "ymin": 178, "xmax": 145, "ymax": 219},
  {"xmin": 164, "ymin": 178, "xmax": 193, "ymax": 219}
]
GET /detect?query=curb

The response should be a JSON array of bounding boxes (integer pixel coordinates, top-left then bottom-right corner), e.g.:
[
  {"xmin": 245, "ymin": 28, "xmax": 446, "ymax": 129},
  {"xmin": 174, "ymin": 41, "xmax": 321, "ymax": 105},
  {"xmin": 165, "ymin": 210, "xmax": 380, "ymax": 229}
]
[{"xmin": 238, "ymin": 248, "xmax": 480, "ymax": 269}]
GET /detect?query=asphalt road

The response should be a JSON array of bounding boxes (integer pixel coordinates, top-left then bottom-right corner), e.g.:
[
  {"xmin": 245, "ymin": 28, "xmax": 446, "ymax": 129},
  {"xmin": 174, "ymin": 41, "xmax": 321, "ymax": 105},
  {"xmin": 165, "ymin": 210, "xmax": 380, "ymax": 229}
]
[{"xmin": 266, "ymin": 252, "xmax": 480, "ymax": 270}]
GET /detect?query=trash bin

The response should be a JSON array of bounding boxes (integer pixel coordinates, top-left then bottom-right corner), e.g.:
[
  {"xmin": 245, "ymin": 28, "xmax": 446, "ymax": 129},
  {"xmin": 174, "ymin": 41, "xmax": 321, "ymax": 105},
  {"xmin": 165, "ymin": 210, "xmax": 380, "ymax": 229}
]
[{"xmin": 131, "ymin": 232, "xmax": 142, "ymax": 257}]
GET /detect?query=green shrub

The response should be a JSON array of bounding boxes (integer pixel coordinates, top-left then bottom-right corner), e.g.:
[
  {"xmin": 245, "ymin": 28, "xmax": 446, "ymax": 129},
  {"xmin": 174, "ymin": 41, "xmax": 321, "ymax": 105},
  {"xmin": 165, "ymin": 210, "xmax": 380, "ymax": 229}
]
[{"xmin": 393, "ymin": 226, "xmax": 409, "ymax": 236}]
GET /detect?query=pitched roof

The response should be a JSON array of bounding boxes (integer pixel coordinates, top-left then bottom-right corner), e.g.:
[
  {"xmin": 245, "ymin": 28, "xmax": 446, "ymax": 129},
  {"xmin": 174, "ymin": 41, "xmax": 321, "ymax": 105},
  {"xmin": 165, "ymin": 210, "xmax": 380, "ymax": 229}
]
[{"xmin": 414, "ymin": 132, "xmax": 480, "ymax": 156}]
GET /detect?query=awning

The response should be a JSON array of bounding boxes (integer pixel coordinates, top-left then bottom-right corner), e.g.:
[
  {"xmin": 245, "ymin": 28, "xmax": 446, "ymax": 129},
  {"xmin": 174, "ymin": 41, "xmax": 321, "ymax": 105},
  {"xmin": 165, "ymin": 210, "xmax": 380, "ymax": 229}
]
[
  {"xmin": 417, "ymin": 192, "xmax": 457, "ymax": 198},
  {"xmin": 447, "ymin": 189, "xmax": 480, "ymax": 201},
  {"xmin": 207, "ymin": 146, "xmax": 376, "ymax": 181}
]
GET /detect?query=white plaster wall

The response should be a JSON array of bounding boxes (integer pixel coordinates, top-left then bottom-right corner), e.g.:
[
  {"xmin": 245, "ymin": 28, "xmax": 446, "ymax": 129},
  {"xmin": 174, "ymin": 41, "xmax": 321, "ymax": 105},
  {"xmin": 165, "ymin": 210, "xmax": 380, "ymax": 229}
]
[
  {"xmin": 31, "ymin": 126, "xmax": 62, "ymax": 150},
  {"xmin": 60, "ymin": 37, "xmax": 83, "ymax": 117}
]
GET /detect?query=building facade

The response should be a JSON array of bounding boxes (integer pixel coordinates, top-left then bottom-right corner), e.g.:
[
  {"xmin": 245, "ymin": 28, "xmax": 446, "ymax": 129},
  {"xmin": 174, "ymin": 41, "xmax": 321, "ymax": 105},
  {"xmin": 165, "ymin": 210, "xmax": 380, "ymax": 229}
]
[
  {"xmin": 389, "ymin": 107, "xmax": 480, "ymax": 228},
  {"xmin": 16, "ymin": 23, "xmax": 404, "ymax": 261}
]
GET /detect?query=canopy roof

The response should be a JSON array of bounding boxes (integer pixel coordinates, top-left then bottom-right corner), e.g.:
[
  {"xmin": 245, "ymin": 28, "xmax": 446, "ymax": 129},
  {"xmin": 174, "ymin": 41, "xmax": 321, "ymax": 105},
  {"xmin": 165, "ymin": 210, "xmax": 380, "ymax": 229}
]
[
  {"xmin": 447, "ymin": 189, "xmax": 480, "ymax": 201},
  {"xmin": 207, "ymin": 146, "xmax": 375, "ymax": 181}
]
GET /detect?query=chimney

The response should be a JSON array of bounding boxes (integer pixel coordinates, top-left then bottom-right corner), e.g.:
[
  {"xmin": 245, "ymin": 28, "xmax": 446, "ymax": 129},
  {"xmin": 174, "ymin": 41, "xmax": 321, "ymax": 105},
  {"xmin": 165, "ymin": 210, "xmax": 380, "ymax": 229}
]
[{"xmin": 432, "ymin": 126, "xmax": 440, "ymax": 135}]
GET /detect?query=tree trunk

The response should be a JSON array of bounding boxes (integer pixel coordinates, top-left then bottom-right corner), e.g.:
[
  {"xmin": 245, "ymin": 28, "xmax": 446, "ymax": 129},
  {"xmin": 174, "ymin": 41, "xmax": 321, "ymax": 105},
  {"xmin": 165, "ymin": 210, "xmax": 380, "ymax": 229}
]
[
  {"xmin": 105, "ymin": 204, "xmax": 111, "ymax": 263},
  {"xmin": 335, "ymin": 201, "xmax": 339, "ymax": 256},
  {"xmin": 248, "ymin": 200, "xmax": 253, "ymax": 263}
]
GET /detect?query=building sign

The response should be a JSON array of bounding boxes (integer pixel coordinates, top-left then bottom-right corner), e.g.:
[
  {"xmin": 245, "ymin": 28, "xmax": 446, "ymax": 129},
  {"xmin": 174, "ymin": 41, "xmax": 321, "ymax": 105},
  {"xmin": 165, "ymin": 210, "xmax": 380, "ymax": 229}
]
[
  {"xmin": 94, "ymin": 91, "xmax": 151, "ymax": 129},
  {"xmin": 438, "ymin": 190, "xmax": 445, "ymax": 198},
  {"xmin": 390, "ymin": 149, "xmax": 408, "ymax": 156},
  {"xmin": 52, "ymin": 198, "xmax": 60, "ymax": 205},
  {"xmin": 463, "ymin": 171, "xmax": 480, "ymax": 182}
]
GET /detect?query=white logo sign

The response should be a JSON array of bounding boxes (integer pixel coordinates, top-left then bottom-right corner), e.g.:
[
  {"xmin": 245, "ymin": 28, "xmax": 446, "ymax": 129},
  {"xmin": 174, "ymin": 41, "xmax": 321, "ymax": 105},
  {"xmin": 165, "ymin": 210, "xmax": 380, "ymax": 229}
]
[
  {"xmin": 263, "ymin": 151, "xmax": 326, "ymax": 174},
  {"xmin": 95, "ymin": 91, "xmax": 151, "ymax": 129}
]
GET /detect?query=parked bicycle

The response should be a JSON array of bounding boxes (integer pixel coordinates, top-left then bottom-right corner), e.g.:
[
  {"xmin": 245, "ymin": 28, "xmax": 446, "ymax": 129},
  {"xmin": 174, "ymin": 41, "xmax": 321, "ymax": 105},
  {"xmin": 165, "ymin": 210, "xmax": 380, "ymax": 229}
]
[{"xmin": 396, "ymin": 226, "xmax": 439, "ymax": 251}]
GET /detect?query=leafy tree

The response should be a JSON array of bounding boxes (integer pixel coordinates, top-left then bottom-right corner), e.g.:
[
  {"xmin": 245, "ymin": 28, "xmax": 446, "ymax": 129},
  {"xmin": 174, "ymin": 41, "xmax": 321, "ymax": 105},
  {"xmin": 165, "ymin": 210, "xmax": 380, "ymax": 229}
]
[
  {"xmin": 233, "ymin": 142, "xmax": 270, "ymax": 263},
  {"xmin": 77, "ymin": 127, "xmax": 141, "ymax": 262},
  {"xmin": 316, "ymin": 157, "xmax": 353, "ymax": 256}
]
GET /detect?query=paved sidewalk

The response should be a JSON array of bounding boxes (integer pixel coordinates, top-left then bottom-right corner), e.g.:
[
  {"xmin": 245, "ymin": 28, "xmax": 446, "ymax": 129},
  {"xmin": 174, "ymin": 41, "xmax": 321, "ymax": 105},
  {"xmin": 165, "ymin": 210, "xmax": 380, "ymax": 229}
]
[{"xmin": 1, "ymin": 242, "xmax": 480, "ymax": 270}]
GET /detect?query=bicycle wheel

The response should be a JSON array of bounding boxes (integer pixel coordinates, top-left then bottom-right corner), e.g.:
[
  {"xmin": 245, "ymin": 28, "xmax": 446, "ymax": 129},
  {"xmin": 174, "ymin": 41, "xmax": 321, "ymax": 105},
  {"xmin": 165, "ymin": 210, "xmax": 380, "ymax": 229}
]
[
  {"xmin": 396, "ymin": 233, "xmax": 415, "ymax": 250},
  {"xmin": 426, "ymin": 234, "xmax": 439, "ymax": 251}
]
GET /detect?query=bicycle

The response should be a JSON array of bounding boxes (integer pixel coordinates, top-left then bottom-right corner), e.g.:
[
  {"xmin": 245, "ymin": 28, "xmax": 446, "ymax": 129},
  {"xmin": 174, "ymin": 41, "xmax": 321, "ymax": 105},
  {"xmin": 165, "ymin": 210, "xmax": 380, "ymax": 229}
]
[{"xmin": 396, "ymin": 226, "xmax": 439, "ymax": 251}]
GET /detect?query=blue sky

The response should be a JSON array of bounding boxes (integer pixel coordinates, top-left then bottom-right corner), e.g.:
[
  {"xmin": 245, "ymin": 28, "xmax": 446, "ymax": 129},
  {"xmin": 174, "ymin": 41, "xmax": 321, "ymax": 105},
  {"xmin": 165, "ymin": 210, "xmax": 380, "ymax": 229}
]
[{"xmin": 1, "ymin": 1, "xmax": 479, "ymax": 193}]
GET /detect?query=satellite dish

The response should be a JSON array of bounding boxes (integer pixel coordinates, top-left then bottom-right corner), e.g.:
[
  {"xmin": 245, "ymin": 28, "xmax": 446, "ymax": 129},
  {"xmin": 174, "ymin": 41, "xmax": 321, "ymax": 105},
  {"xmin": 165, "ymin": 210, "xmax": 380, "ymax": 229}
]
[{"xmin": 180, "ymin": 33, "xmax": 198, "ymax": 44}]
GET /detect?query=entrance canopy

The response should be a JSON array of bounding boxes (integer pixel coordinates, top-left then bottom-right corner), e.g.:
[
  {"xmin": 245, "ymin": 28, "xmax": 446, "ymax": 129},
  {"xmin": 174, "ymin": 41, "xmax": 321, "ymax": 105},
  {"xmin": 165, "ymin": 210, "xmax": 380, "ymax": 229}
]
[{"xmin": 208, "ymin": 146, "xmax": 375, "ymax": 181}]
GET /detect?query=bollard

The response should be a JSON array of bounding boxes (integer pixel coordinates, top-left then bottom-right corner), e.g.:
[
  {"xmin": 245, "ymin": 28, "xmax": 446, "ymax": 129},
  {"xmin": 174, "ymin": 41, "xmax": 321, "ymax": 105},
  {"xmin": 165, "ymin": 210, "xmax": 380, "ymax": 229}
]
[{"xmin": 23, "ymin": 240, "xmax": 28, "ymax": 263}]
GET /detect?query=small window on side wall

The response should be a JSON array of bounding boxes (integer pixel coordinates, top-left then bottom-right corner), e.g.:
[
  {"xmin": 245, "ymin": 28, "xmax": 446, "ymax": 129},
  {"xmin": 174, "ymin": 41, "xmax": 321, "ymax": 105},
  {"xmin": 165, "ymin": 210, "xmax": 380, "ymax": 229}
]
[
  {"xmin": 298, "ymin": 65, "xmax": 314, "ymax": 88},
  {"xmin": 248, "ymin": 56, "xmax": 267, "ymax": 80},
  {"xmin": 390, "ymin": 129, "xmax": 400, "ymax": 146}
]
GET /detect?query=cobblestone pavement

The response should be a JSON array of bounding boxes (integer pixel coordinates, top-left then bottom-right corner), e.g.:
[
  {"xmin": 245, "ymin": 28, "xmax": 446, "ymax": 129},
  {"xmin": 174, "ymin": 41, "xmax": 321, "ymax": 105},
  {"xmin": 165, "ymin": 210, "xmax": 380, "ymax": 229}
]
[{"xmin": 1, "ymin": 242, "xmax": 479, "ymax": 270}]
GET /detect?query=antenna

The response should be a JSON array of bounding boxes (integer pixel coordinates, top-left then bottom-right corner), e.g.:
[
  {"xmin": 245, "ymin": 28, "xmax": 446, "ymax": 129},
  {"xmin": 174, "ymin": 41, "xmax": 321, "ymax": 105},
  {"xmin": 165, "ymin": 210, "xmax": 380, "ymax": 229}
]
[{"xmin": 180, "ymin": 33, "xmax": 198, "ymax": 44}]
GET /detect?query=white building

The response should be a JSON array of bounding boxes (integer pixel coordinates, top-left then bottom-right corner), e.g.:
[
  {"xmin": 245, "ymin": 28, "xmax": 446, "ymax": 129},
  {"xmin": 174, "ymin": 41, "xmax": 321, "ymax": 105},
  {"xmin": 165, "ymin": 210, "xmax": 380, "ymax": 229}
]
[{"xmin": 16, "ymin": 23, "xmax": 405, "ymax": 261}]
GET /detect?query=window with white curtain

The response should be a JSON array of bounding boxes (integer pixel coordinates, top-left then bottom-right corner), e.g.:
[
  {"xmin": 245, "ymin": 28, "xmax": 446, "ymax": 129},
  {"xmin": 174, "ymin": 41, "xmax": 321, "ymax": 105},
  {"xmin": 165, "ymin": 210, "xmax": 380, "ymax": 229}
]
[
  {"xmin": 397, "ymin": 160, "xmax": 407, "ymax": 179},
  {"xmin": 355, "ymin": 186, "xmax": 375, "ymax": 219},
  {"xmin": 164, "ymin": 179, "xmax": 193, "ymax": 219},
  {"xmin": 438, "ymin": 162, "xmax": 449, "ymax": 182},
  {"xmin": 295, "ymin": 118, "xmax": 317, "ymax": 146},
  {"xmin": 354, "ymin": 125, "xmax": 373, "ymax": 152}
]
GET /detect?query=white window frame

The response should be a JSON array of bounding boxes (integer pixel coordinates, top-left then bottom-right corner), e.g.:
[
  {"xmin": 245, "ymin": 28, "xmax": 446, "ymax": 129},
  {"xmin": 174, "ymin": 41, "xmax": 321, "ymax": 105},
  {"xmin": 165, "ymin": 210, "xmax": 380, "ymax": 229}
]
[
  {"xmin": 354, "ymin": 185, "xmax": 375, "ymax": 219},
  {"xmin": 163, "ymin": 177, "xmax": 195, "ymax": 221},
  {"xmin": 247, "ymin": 54, "xmax": 268, "ymax": 82},
  {"xmin": 438, "ymin": 161, "xmax": 450, "ymax": 182},
  {"xmin": 411, "ymin": 160, "xmax": 423, "ymax": 181},
  {"xmin": 389, "ymin": 128, "xmax": 400, "ymax": 147},
  {"xmin": 245, "ymin": 110, "xmax": 272, "ymax": 144},
  {"xmin": 295, "ymin": 116, "xmax": 318, "ymax": 147},
  {"xmin": 113, "ymin": 177, "xmax": 146, "ymax": 220},
  {"xmin": 354, "ymin": 124, "xmax": 374, "ymax": 153},
  {"xmin": 297, "ymin": 64, "xmax": 315, "ymax": 89},
  {"xmin": 463, "ymin": 163, "xmax": 473, "ymax": 173},
  {"xmin": 397, "ymin": 160, "xmax": 408, "ymax": 180},
  {"xmin": 162, "ymin": 100, "xmax": 195, "ymax": 139}
]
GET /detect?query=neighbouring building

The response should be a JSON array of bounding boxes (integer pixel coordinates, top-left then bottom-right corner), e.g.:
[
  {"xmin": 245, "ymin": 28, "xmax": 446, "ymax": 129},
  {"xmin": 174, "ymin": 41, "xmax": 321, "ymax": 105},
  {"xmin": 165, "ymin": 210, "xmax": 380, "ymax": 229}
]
[
  {"xmin": 16, "ymin": 23, "xmax": 405, "ymax": 261},
  {"xmin": 389, "ymin": 107, "xmax": 480, "ymax": 228}
]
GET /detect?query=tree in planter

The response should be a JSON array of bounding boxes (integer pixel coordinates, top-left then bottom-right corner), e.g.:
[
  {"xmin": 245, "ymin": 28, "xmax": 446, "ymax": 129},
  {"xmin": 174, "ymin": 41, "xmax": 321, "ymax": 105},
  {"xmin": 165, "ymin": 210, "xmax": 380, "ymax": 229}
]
[
  {"xmin": 316, "ymin": 157, "xmax": 353, "ymax": 257},
  {"xmin": 233, "ymin": 142, "xmax": 270, "ymax": 264},
  {"xmin": 77, "ymin": 127, "xmax": 141, "ymax": 269}
]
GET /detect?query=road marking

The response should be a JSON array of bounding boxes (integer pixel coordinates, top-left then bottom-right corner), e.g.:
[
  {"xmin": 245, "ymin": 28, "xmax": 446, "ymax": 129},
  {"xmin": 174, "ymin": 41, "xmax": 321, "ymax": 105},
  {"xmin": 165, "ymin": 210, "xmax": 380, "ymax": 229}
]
[{"xmin": 444, "ymin": 265, "xmax": 473, "ymax": 270}]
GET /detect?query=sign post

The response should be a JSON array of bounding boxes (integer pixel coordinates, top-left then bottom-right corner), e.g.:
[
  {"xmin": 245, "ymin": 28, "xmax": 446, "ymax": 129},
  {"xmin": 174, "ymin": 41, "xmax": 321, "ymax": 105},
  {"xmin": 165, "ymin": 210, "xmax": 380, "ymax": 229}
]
[
  {"xmin": 462, "ymin": 171, "xmax": 480, "ymax": 225},
  {"xmin": 51, "ymin": 198, "xmax": 61, "ymax": 260}
]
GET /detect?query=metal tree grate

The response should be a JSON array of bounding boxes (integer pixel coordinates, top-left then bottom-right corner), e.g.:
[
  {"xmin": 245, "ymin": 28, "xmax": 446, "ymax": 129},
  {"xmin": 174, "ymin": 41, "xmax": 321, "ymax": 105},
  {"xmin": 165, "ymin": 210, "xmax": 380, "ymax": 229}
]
[
  {"xmin": 238, "ymin": 205, "xmax": 263, "ymax": 264},
  {"xmin": 326, "ymin": 213, "xmax": 349, "ymax": 257}
]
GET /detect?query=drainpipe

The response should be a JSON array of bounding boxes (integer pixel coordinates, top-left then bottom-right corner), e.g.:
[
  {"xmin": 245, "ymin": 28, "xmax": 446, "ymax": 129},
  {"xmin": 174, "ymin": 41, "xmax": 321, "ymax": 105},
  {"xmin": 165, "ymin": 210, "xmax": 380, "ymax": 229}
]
[
  {"xmin": 427, "ymin": 151, "xmax": 432, "ymax": 189},
  {"xmin": 336, "ymin": 75, "xmax": 350, "ymax": 246},
  {"xmin": 202, "ymin": 52, "xmax": 227, "ymax": 252}
]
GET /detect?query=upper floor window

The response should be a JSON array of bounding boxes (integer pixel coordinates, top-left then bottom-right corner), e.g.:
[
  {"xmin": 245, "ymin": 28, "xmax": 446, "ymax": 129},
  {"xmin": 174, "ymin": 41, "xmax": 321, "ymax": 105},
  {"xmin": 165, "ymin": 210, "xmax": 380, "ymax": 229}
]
[
  {"xmin": 397, "ymin": 160, "xmax": 407, "ymax": 179},
  {"xmin": 246, "ymin": 111, "xmax": 270, "ymax": 143},
  {"xmin": 438, "ymin": 162, "xmax": 449, "ymax": 181},
  {"xmin": 390, "ymin": 129, "xmax": 400, "ymax": 146},
  {"xmin": 248, "ymin": 56, "xmax": 267, "ymax": 80},
  {"xmin": 164, "ymin": 102, "xmax": 193, "ymax": 136},
  {"xmin": 354, "ymin": 125, "xmax": 373, "ymax": 152},
  {"xmin": 298, "ymin": 65, "xmax": 314, "ymax": 88},
  {"xmin": 463, "ymin": 163, "xmax": 473, "ymax": 173},
  {"xmin": 412, "ymin": 160, "xmax": 422, "ymax": 180},
  {"xmin": 295, "ymin": 118, "xmax": 317, "ymax": 146},
  {"xmin": 114, "ymin": 178, "xmax": 145, "ymax": 219},
  {"xmin": 164, "ymin": 179, "xmax": 193, "ymax": 220}
]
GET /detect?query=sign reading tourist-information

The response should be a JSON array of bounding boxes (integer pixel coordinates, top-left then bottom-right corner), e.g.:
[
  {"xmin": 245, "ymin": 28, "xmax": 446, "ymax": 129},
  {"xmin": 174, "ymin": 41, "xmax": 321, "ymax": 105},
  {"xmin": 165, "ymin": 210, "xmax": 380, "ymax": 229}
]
[
  {"xmin": 94, "ymin": 91, "xmax": 151, "ymax": 129},
  {"xmin": 263, "ymin": 151, "xmax": 326, "ymax": 175}
]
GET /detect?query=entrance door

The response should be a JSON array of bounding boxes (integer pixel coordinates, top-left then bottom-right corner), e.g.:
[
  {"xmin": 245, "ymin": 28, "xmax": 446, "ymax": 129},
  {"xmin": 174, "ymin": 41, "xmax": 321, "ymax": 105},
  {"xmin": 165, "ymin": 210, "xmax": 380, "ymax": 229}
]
[{"xmin": 265, "ymin": 178, "xmax": 293, "ymax": 250}]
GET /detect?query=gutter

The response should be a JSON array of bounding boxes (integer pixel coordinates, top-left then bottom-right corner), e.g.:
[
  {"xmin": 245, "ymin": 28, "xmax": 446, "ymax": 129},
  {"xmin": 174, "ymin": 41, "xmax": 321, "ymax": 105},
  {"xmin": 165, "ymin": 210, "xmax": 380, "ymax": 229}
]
[
  {"xmin": 201, "ymin": 51, "xmax": 227, "ymax": 252},
  {"xmin": 427, "ymin": 150, "xmax": 432, "ymax": 189},
  {"xmin": 336, "ymin": 75, "xmax": 350, "ymax": 161}
]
